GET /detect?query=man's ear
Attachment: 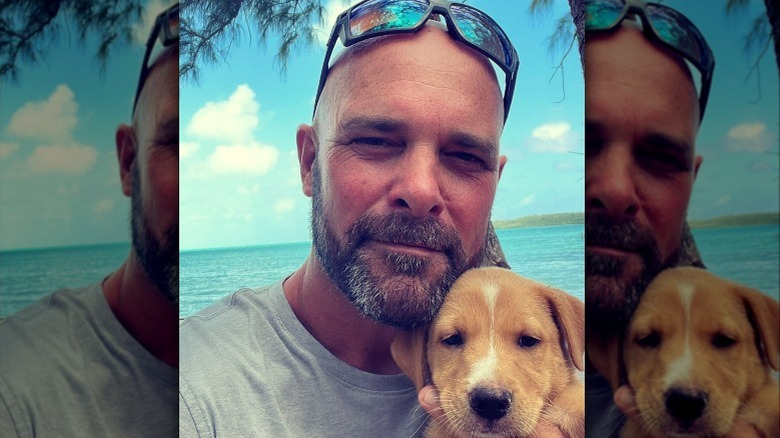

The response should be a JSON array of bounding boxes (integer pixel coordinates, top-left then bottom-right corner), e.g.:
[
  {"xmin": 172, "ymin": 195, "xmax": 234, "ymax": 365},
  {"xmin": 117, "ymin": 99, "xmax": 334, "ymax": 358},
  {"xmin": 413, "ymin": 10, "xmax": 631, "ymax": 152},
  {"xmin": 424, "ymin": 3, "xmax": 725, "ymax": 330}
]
[
  {"xmin": 115, "ymin": 124, "xmax": 137, "ymax": 197},
  {"xmin": 693, "ymin": 154, "xmax": 703, "ymax": 180},
  {"xmin": 297, "ymin": 124, "xmax": 317, "ymax": 198},
  {"xmin": 498, "ymin": 154, "xmax": 507, "ymax": 180}
]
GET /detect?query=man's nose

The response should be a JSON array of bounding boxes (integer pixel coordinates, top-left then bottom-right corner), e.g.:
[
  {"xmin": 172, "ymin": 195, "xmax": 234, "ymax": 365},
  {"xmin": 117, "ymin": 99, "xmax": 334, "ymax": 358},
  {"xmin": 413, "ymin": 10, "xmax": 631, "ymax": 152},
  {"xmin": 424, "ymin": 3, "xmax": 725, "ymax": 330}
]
[
  {"xmin": 389, "ymin": 146, "xmax": 444, "ymax": 218},
  {"xmin": 586, "ymin": 146, "xmax": 639, "ymax": 218}
]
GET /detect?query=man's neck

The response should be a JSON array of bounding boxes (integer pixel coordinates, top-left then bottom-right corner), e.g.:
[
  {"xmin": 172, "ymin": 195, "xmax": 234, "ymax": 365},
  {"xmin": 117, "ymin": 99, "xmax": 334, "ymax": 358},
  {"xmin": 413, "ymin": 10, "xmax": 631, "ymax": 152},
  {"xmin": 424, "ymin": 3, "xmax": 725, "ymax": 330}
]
[
  {"xmin": 284, "ymin": 251, "xmax": 402, "ymax": 375},
  {"xmin": 102, "ymin": 251, "xmax": 178, "ymax": 368}
]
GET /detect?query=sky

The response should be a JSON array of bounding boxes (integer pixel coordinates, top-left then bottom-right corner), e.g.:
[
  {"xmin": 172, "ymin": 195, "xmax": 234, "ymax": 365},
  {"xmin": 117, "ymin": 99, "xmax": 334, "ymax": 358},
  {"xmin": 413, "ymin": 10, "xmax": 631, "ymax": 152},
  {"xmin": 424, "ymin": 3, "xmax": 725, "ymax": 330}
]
[
  {"xmin": 0, "ymin": 0, "xmax": 176, "ymax": 251},
  {"xmin": 180, "ymin": 0, "xmax": 586, "ymax": 250},
  {"xmin": 664, "ymin": 1, "xmax": 779, "ymax": 223}
]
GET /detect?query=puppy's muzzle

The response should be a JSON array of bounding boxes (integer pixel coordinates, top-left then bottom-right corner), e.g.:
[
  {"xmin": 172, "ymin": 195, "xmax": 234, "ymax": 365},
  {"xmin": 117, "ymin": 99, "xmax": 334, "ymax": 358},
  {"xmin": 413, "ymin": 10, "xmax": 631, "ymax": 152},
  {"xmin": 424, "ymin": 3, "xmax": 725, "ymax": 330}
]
[
  {"xmin": 469, "ymin": 386, "xmax": 513, "ymax": 421},
  {"xmin": 665, "ymin": 386, "xmax": 708, "ymax": 424}
]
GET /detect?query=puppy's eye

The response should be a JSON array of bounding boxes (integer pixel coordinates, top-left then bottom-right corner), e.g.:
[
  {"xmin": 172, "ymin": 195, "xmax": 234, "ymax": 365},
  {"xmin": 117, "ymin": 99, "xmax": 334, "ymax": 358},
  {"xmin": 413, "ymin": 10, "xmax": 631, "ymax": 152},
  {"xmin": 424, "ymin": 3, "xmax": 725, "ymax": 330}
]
[
  {"xmin": 712, "ymin": 334, "xmax": 737, "ymax": 349},
  {"xmin": 442, "ymin": 334, "xmax": 464, "ymax": 347},
  {"xmin": 518, "ymin": 335, "xmax": 540, "ymax": 349},
  {"xmin": 636, "ymin": 332, "xmax": 661, "ymax": 348}
]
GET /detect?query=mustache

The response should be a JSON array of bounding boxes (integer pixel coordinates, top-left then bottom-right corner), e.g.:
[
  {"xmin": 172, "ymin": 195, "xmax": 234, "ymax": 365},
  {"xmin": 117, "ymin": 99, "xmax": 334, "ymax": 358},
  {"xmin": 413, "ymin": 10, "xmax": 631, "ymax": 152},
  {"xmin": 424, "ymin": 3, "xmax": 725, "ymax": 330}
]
[
  {"xmin": 346, "ymin": 212, "xmax": 462, "ymax": 256},
  {"xmin": 585, "ymin": 212, "xmax": 657, "ymax": 253}
]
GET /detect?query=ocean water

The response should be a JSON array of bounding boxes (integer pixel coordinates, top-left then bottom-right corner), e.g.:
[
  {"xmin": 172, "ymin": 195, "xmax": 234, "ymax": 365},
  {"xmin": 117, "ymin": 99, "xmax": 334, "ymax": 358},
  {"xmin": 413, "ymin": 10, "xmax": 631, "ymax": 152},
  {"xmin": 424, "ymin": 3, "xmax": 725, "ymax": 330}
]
[
  {"xmin": 0, "ymin": 243, "xmax": 129, "ymax": 317},
  {"xmin": 179, "ymin": 224, "xmax": 586, "ymax": 317},
  {"xmin": 692, "ymin": 224, "xmax": 780, "ymax": 299},
  {"xmin": 1, "ymin": 224, "xmax": 777, "ymax": 318}
]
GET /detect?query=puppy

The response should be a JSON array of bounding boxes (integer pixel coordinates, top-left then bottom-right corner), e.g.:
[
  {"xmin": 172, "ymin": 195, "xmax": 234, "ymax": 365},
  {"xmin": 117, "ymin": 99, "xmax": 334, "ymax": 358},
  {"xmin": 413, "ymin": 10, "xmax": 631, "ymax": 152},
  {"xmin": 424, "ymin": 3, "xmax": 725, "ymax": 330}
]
[
  {"xmin": 622, "ymin": 267, "xmax": 780, "ymax": 438},
  {"xmin": 391, "ymin": 267, "xmax": 584, "ymax": 437}
]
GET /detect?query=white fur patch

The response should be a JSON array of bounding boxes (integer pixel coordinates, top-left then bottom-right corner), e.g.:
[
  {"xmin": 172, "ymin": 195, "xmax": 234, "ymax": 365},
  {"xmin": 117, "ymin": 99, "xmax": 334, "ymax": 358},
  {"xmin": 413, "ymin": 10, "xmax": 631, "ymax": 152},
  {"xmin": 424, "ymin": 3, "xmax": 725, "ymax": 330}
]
[
  {"xmin": 663, "ymin": 282, "xmax": 695, "ymax": 388},
  {"xmin": 468, "ymin": 282, "xmax": 500, "ymax": 386}
]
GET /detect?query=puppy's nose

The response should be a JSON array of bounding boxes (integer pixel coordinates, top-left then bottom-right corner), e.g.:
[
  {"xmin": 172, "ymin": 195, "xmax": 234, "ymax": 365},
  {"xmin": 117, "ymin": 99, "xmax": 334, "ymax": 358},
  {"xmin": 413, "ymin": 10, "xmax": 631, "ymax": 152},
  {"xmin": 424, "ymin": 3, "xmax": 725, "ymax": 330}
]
[
  {"xmin": 664, "ymin": 388, "xmax": 708, "ymax": 422},
  {"xmin": 469, "ymin": 387, "xmax": 512, "ymax": 421}
]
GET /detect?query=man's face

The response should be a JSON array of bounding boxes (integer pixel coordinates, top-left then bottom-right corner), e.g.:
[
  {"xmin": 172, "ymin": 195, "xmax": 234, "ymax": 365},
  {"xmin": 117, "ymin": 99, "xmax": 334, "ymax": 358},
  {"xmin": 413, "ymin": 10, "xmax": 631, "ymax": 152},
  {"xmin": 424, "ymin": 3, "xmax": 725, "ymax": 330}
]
[
  {"xmin": 301, "ymin": 27, "xmax": 506, "ymax": 328},
  {"xmin": 585, "ymin": 28, "xmax": 701, "ymax": 330},
  {"xmin": 130, "ymin": 50, "xmax": 179, "ymax": 304}
]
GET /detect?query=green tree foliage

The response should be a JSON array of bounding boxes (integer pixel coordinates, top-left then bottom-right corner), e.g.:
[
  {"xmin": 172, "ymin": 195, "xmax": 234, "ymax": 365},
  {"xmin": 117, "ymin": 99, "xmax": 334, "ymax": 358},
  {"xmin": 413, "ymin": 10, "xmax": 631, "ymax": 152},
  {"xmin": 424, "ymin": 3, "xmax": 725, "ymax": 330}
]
[
  {"xmin": 180, "ymin": 0, "xmax": 327, "ymax": 83},
  {"xmin": 0, "ymin": 0, "xmax": 143, "ymax": 81}
]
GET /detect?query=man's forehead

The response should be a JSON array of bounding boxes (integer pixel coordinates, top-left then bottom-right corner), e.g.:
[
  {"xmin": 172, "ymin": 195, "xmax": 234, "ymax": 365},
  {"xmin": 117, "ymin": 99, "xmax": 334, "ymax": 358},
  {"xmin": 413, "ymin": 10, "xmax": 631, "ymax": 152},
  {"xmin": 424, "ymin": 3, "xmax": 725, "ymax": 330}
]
[
  {"xmin": 316, "ymin": 26, "xmax": 503, "ymax": 132},
  {"xmin": 587, "ymin": 27, "xmax": 695, "ymax": 91}
]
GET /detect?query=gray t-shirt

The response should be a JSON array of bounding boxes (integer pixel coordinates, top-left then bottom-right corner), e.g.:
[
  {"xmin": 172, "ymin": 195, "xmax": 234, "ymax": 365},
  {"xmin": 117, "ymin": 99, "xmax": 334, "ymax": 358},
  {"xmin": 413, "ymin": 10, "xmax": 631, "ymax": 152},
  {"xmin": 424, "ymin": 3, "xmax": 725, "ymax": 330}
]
[
  {"xmin": 0, "ymin": 283, "xmax": 177, "ymax": 437},
  {"xmin": 585, "ymin": 373, "xmax": 624, "ymax": 438},
  {"xmin": 179, "ymin": 281, "xmax": 426, "ymax": 437}
]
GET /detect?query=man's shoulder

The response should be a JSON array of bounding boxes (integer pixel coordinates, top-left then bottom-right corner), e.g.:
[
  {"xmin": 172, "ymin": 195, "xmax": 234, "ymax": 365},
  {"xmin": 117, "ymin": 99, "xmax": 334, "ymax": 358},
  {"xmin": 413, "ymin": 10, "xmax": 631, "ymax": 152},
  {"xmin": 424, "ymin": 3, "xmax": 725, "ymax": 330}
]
[
  {"xmin": 180, "ymin": 281, "xmax": 284, "ymax": 340},
  {"xmin": 0, "ymin": 284, "xmax": 100, "ymax": 361},
  {"xmin": 179, "ymin": 280, "xmax": 289, "ymax": 377}
]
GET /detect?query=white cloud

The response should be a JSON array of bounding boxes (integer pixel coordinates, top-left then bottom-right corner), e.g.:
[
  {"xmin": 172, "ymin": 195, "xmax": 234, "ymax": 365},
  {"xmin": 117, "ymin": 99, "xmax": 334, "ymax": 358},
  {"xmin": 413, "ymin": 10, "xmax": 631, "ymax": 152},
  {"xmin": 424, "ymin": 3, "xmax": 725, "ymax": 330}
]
[
  {"xmin": 27, "ymin": 144, "xmax": 98, "ymax": 174},
  {"xmin": 237, "ymin": 184, "xmax": 261, "ymax": 196},
  {"xmin": 6, "ymin": 85, "xmax": 78, "ymax": 142},
  {"xmin": 0, "ymin": 142, "xmax": 19, "ymax": 159},
  {"xmin": 207, "ymin": 142, "xmax": 280, "ymax": 175},
  {"xmin": 726, "ymin": 122, "xmax": 769, "ymax": 153},
  {"xmin": 314, "ymin": 0, "xmax": 360, "ymax": 46},
  {"xmin": 187, "ymin": 85, "xmax": 260, "ymax": 143},
  {"xmin": 274, "ymin": 198, "xmax": 295, "ymax": 214},
  {"xmin": 519, "ymin": 194, "xmax": 535, "ymax": 207},
  {"xmin": 132, "ymin": 0, "xmax": 176, "ymax": 44},
  {"xmin": 181, "ymin": 141, "xmax": 200, "ymax": 159},
  {"xmin": 554, "ymin": 162, "xmax": 576, "ymax": 172},
  {"xmin": 714, "ymin": 195, "xmax": 731, "ymax": 207},
  {"xmin": 94, "ymin": 198, "xmax": 115, "ymax": 214},
  {"xmin": 527, "ymin": 122, "xmax": 574, "ymax": 153},
  {"xmin": 728, "ymin": 123, "xmax": 765, "ymax": 141}
]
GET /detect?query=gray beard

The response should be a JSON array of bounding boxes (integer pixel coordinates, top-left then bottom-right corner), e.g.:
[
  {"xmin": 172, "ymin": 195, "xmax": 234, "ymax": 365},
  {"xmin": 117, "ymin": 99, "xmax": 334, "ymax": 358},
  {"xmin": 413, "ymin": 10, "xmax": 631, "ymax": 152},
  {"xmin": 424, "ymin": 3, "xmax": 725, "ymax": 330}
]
[
  {"xmin": 584, "ymin": 212, "xmax": 679, "ymax": 334},
  {"xmin": 310, "ymin": 161, "xmax": 483, "ymax": 329},
  {"xmin": 130, "ymin": 163, "xmax": 179, "ymax": 305}
]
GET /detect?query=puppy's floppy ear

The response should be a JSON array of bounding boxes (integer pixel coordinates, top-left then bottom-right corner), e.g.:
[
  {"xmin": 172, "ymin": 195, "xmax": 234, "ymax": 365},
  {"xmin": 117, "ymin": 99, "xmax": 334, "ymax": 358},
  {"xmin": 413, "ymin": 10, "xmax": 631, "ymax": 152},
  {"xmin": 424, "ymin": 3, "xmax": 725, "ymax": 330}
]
[
  {"xmin": 391, "ymin": 327, "xmax": 429, "ymax": 390},
  {"xmin": 546, "ymin": 289, "xmax": 585, "ymax": 371},
  {"xmin": 738, "ymin": 285, "xmax": 780, "ymax": 371}
]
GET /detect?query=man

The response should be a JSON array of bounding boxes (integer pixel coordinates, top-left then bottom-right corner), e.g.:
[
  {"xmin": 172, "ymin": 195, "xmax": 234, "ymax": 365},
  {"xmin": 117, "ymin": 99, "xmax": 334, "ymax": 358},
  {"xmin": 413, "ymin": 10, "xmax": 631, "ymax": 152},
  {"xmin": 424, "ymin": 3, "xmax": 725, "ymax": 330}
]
[
  {"xmin": 583, "ymin": 1, "xmax": 761, "ymax": 436},
  {"xmin": 179, "ymin": 1, "xmax": 568, "ymax": 436},
  {"xmin": 0, "ymin": 4, "xmax": 179, "ymax": 436}
]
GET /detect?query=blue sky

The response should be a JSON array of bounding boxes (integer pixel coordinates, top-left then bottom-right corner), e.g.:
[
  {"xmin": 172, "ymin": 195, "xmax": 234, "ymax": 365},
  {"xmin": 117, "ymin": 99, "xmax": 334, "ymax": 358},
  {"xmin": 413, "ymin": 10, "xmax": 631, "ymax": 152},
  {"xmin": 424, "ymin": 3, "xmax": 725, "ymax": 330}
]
[
  {"xmin": 0, "ymin": 0, "xmax": 176, "ymax": 251},
  {"xmin": 665, "ymin": 1, "xmax": 779, "ymax": 222},
  {"xmin": 180, "ymin": 0, "xmax": 586, "ymax": 250}
]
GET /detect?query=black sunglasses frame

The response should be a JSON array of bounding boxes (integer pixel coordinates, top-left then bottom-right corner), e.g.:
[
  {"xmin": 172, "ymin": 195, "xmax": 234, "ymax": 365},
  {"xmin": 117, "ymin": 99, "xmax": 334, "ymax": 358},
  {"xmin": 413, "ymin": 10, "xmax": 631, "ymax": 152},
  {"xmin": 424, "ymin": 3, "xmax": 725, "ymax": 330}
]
[
  {"xmin": 132, "ymin": 3, "xmax": 180, "ymax": 116},
  {"xmin": 585, "ymin": 0, "xmax": 714, "ymax": 121},
  {"xmin": 313, "ymin": 0, "xmax": 519, "ymax": 122}
]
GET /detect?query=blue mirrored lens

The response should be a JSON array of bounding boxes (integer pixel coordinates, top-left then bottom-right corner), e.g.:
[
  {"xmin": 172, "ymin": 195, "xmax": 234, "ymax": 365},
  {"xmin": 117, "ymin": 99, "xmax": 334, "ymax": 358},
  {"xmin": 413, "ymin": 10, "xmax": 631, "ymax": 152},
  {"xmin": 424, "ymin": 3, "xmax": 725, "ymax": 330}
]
[
  {"xmin": 450, "ymin": 4, "xmax": 511, "ymax": 67},
  {"xmin": 349, "ymin": 0, "xmax": 428, "ymax": 37},
  {"xmin": 645, "ymin": 4, "xmax": 708, "ymax": 68},
  {"xmin": 584, "ymin": 0, "xmax": 624, "ymax": 30}
]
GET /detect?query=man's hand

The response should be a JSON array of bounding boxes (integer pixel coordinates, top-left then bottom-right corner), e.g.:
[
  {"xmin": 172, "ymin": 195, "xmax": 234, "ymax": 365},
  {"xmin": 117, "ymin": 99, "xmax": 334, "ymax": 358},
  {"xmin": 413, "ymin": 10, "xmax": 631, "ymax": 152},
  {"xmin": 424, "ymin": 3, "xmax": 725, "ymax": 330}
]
[
  {"xmin": 613, "ymin": 385, "xmax": 762, "ymax": 438},
  {"xmin": 418, "ymin": 385, "xmax": 567, "ymax": 438}
]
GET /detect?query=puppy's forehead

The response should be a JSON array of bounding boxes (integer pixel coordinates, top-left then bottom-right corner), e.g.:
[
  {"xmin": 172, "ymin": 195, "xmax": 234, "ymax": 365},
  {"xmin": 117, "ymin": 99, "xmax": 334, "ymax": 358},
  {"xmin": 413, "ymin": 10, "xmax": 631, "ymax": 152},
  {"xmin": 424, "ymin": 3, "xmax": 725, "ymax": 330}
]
[
  {"xmin": 437, "ymin": 268, "xmax": 552, "ymax": 326},
  {"xmin": 635, "ymin": 268, "xmax": 751, "ymax": 331}
]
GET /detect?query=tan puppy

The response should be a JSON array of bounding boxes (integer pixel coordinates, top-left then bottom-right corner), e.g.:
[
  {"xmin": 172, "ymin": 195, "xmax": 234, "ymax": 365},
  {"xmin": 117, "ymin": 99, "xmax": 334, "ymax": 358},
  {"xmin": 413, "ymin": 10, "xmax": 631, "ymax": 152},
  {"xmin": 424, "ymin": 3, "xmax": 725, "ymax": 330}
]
[
  {"xmin": 392, "ymin": 267, "xmax": 584, "ymax": 437},
  {"xmin": 622, "ymin": 267, "xmax": 780, "ymax": 438}
]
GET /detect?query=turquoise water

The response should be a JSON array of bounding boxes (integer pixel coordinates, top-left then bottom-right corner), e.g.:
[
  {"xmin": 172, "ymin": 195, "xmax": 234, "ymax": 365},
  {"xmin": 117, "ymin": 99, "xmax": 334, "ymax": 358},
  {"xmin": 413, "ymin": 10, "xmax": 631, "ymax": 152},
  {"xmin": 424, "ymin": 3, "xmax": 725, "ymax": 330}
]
[
  {"xmin": 0, "ymin": 243, "xmax": 129, "ymax": 316},
  {"xmin": 692, "ymin": 224, "xmax": 780, "ymax": 299},
  {"xmin": 1, "ymin": 224, "xmax": 777, "ymax": 318},
  {"xmin": 179, "ymin": 225, "xmax": 586, "ymax": 317}
]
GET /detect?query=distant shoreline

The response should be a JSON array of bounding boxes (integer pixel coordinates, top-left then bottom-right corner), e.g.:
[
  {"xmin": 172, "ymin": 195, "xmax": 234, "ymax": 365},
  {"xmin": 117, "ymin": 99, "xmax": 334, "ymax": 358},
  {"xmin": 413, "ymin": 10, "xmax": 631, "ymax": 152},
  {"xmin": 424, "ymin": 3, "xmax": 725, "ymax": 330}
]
[{"xmin": 493, "ymin": 212, "xmax": 780, "ymax": 230}]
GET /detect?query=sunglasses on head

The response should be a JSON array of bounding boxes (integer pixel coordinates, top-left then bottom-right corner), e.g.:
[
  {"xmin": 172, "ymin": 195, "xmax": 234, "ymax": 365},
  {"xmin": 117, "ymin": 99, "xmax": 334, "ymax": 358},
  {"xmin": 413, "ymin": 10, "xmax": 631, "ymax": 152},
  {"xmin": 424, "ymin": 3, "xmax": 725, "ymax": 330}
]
[
  {"xmin": 585, "ymin": 0, "xmax": 714, "ymax": 121},
  {"xmin": 314, "ymin": 0, "xmax": 519, "ymax": 122},
  {"xmin": 132, "ymin": 3, "xmax": 179, "ymax": 116}
]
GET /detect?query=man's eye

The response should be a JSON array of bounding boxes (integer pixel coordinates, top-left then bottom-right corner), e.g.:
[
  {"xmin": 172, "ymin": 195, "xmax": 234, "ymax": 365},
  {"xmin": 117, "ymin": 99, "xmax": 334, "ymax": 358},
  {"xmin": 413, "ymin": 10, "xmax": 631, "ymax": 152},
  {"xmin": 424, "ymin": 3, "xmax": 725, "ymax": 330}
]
[
  {"xmin": 446, "ymin": 151, "xmax": 489, "ymax": 171},
  {"xmin": 348, "ymin": 137, "xmax": 395, "ymax": 147},
  {"xmin": 636, "ymin": 150, "xmax": 688, "ymax": 173},
  {"xmin": 451, "ymin": 152, "xmax": 484, "ymax": 164}
]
